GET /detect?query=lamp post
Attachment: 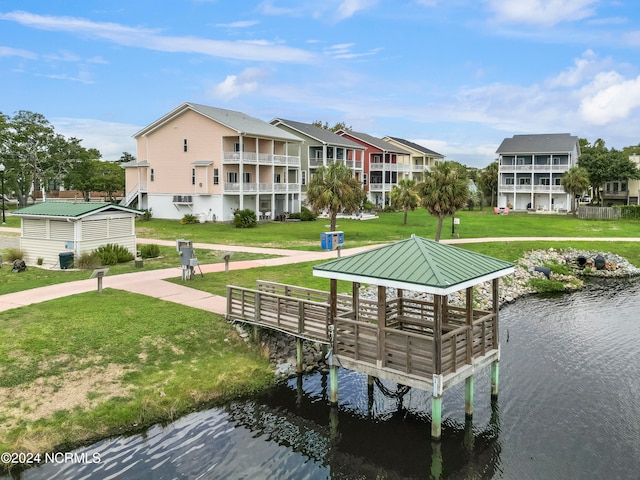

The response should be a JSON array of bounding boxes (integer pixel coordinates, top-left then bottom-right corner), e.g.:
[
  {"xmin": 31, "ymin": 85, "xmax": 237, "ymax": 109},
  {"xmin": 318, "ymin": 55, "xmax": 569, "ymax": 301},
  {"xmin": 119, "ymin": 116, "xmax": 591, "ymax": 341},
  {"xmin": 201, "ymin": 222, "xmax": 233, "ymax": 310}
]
[{"xmin": 0, "ymin": 162, "xmax": 5, "ymax": 225}]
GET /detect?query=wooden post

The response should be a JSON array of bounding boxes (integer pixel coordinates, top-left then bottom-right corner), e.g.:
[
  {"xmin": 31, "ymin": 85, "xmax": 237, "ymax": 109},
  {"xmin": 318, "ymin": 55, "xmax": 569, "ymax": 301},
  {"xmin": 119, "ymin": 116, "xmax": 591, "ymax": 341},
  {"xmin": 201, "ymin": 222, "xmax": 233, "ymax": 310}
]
[
  {"xmin": 431, "ymin": 395, "xmax": 443, "ymax": 440},
  {"xmin": 491, "ymin": 360, "xmax": 499, "ymax": 399},
  {"xmin": 433, "ymin": 295, "xmax": 443, "ymax": 374},
  {"xmin": 377, "ymin": 285, "xmax": 386, "ymax": 368},
  {"xmin": 352, "ymin": 282, "xmax": 360, "ymax": 321},
  {"xmin": 329, "ymin": 365, "xmax": 339, "ymax": 404},
  {"xmin": 466, "ymin": 287, "xmax": 473, "ymax": 364},
  {"xmin": 296, "ymin": 338, "xmax": 304, "ymax": 373},
  {"xmin": 330, "ymin": 279, "xmax": 337, "ymax": 323},
  {"xmin": 367, "ymin": 375, "xmax": 375, "ymax": 413},
  {"xmin": 465, "ymin": 376, "xmax": 474, "ymax": 418},
  {"xmin": 397, "ymin": 288, "xmax": 403, "ymax": 318},
  {"xmin": 492, "ymin": 278, "xmax": 500, "ymax": 347}
]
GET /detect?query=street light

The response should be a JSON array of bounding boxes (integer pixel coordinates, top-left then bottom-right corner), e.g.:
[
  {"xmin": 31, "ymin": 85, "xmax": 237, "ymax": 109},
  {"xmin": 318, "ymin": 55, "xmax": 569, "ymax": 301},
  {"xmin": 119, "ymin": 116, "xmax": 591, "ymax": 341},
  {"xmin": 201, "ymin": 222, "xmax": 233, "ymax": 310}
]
[{"xmin": 0, "ymin": 162, "xmax": 5, "ymax": 225}]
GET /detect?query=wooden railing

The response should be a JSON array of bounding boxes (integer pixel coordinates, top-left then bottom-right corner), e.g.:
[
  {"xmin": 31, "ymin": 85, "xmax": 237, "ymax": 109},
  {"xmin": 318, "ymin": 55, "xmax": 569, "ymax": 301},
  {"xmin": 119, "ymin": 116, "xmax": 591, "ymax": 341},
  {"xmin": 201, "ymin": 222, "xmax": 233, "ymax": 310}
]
[{"xmin": 227, "ymin": 285, "xmax": 332, "ymax": 343}]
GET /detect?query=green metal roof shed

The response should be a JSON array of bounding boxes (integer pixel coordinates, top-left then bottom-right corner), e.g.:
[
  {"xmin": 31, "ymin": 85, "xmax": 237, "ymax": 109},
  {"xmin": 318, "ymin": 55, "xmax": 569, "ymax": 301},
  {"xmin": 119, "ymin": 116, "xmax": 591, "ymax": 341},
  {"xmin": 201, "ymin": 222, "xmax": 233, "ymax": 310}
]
[
  {"xmin": 11, "ymin": 202, "xmax": 142, "ymax": 267},
  {"xmin": 313, "ymin": 234, "xmax": 514, "ymax": 296}
]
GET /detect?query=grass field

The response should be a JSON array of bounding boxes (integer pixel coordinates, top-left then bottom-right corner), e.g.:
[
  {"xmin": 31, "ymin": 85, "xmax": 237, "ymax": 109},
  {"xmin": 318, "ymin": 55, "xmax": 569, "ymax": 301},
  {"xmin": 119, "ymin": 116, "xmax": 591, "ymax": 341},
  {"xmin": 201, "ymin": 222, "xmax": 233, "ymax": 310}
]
[
  {"xmin": 0, "ymin": 290, "xmax": 272, "ymax": 466},
  {"xmin": 135, "ymin": 209, "xmax": 640, "ymax": 249}
]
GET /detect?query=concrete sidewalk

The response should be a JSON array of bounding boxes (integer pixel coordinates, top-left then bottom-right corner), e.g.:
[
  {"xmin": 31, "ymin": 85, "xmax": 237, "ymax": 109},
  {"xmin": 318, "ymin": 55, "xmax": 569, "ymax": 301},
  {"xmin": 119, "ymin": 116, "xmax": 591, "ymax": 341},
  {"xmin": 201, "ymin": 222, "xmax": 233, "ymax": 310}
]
[
  {"xmin": 3, "ymin": 230, "xmax": 640, "ymax": 314},
  {"xmin": 0, "ymin": 244, "xmax": 375, "ymax": 314}
]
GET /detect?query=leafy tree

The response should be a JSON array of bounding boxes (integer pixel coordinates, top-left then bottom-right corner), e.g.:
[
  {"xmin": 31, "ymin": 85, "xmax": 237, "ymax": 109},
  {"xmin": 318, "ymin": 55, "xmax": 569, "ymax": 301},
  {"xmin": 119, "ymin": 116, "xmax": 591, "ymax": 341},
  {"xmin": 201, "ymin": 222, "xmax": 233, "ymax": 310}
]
[
  {"xmin": 389, "ymin": 178, "xmax": 419, "ymax": 224},
  {"xmin": 5, "ymin": 111, "xmax": 56, "ymax": 205},
  {"xmin": 94, "ymin": 161, "xmax": 125, "ymax": 202},
  {"xmin": 311, "ymin": 120, "xmax": 352, "ymax": 132},
  {"xmin": 479, "ymin": 161, "xmax": 498, "ymax": 207},
  {"xmin": 560, "ymin": 166, "xmax": 590, "ymax": 215},
  {"xmin": 118, "ymin": 152, "xmax": 136, "ymax": 163},
  {"xmin": 417, "ymin": 162, "xmax": 469, "ymax": 242},
  {"xmin": 65, "ymin": 158, "xmax": 101, "ymax": 201},
  {"xmin": 306, "ymin": 161, "xmax": 366, "ymax": 231},
  {"xmin": 579, "ymin": 139, "xmax": 640, "ymax": 203}
]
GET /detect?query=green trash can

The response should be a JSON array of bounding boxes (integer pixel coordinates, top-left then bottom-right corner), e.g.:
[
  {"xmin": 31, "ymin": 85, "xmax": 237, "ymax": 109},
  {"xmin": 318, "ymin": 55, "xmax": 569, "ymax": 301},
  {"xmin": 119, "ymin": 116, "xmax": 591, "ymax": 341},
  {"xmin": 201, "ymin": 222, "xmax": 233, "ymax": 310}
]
[{"xmin": 59, "ymin": 251, "xmax": 74, "ymax": 270}]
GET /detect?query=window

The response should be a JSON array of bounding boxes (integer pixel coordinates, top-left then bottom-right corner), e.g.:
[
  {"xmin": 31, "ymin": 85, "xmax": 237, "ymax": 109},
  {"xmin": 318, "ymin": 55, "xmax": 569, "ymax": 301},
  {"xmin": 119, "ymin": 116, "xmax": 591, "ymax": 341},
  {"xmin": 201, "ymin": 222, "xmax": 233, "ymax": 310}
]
[
  {"xmin": 505, "ymin": 177, "xmax": 514, "ymax": 185},
  {"xmin": 373, "ymin": 155, "xmax": 381, "ymax": 163},
  {"xmin": 274, "ymin": 173, "xmax": 281, "ymax": 183},
  {"xmin": 184, "ymin": 139, "xmax": 188, "ymax": 152},
  {"xmin": 301, "ymin": 171, "xmax": 306, "ymax": 185},
  {"xmin": 540, "ymin": 178, "xmax": 550, "ymax": 186},
  {"xmin": 243, "ymin": 172, "xmax": 251, "ymax": 183},
  {"xmin": 227, "ymin": 172, "xmax": 238, "ymax": 183},
  {"xmin": 213, "ymin": 168, "xmax": 219, "ymax": 185},
  {"xmin": 518, "ymin": 178, "xmax": 530, "ymax": 185},
  {"xmin": 191, "ymin": 168, "xmax": 196, "ymax": 185},
  {"xmin": 150, "ymin": 168, "xmax": 155, "ymax": 182},
  {"xmin": 234, "ymin": 143, "xmax": 241, "ymax": 152},
  {"xmin": 363, "ymin": 173, "xmax": 367, "ymax": 185}
]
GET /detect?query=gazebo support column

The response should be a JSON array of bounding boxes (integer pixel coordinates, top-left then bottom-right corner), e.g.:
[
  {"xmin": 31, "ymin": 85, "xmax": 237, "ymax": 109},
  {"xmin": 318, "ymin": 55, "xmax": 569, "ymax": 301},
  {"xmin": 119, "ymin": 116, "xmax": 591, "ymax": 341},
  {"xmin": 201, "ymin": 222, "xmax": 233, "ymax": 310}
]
[
  {"xmin": 431, "ymin": 388, "xmax": 443, "ymax": 441},
  {"xmin": 329, "ymin": 363, "xmax": 339, "ymax": 405},
  {"xmin": 465, "ymin": 286, "xmax": 474, "ymax": 418},
  {"xmin": 465, "ymin": 376, "xmax": 474, "ymax": 418},
  {"xmin": 329, "ymin": 278, "xmax": 339, "ymax": 404},
  {"xmin": 491, "ymin": 278, "xmax": 500, "ymax": 399}
]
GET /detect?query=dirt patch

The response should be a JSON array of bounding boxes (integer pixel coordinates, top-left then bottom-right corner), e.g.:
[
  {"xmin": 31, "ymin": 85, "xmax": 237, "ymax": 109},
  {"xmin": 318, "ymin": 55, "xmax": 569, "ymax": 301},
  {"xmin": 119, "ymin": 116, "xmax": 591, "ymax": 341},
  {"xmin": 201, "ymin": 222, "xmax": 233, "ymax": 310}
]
[{"xmin": 0, "ymin": 363, "xmax": 132, "ymax": 431}]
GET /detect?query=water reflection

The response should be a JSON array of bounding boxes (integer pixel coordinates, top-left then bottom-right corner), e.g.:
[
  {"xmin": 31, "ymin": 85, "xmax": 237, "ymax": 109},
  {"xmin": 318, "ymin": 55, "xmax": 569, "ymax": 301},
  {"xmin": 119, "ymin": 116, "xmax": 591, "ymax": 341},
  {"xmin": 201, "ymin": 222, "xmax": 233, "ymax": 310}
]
[{"xmin": 5, "ymin": 278, "xmax": 640, "ymax": 479}]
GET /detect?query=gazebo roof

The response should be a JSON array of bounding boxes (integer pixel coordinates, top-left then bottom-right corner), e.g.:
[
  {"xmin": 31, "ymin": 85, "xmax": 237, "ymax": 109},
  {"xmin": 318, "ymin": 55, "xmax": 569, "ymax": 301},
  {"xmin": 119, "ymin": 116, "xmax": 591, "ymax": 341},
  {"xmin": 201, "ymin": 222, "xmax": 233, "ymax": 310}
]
[
  {"xmin": 313, "ymin": 234, "xmax": 514, "ymax": 296},
  {"xmin": 12, "ymin": 202, "xmax": 142, "ymax": 220}
]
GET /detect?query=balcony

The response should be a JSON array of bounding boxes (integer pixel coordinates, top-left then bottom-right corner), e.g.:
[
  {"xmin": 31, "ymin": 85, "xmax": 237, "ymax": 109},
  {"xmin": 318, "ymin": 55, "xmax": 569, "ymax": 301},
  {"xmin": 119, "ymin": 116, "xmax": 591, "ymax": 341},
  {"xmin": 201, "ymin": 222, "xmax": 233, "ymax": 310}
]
[
  {"xmin": 223, "ymin": 183, "xmax": 301, "ymax": 194},
  {"xmin": 368, "ymin": 183, "xmax": 395, "ymax": 192},
  {"xmin": 223, "ymin": 152, "xmax": 300, "ymax": 166},
  {"xmin": 368, "ymin": 163, "xmax": 410, "ymax": 172}
]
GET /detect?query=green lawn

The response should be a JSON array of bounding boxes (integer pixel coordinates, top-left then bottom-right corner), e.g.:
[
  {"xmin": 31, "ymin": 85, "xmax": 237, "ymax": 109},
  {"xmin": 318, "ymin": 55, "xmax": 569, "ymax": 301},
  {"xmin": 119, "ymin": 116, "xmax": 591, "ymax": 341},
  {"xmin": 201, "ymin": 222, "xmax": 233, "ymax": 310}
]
[
  {"xmin": 136, "ymin": 209, "xmax": 640, "ymax": 249},
  {"xmin": 0, "ymin": 290, "xmax": 272, "ymax": 463}
]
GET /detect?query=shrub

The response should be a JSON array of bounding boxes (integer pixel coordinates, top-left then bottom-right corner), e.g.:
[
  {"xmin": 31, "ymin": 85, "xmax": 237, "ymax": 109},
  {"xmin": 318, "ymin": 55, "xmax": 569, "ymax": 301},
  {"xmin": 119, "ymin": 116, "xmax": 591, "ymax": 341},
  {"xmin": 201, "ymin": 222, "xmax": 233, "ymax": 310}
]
[
  {"xmin": 5, "ymin": 248, "xmax": 23, "ymax": 262},
  {"xmin": 76, "ymin": 251, "xmax": 100, "ymax": 269},
  {"xmin": 93, "ymin": 244, "xmax": 135, "ymax": 265},
  {"xmin": 233, "ymin": 208, "xmax": 257, "ymax": 228},
  {"xmin": 180, "ymin": 214, "xmax": 199, "ymax": 225},
  {"xmin": 139, "ymin": 209, "xmax": 153, "ymax": 221},
  {"xmin": 544, "ymin": 260, "xmax": 573, "ymax": 276},
  {"xmin": 139, "ymin": 243, "xmax": 160, "ymax": 259},
  {"xmin": 300, "ymin": 206, "xmax": 317, "ymax": 222}
]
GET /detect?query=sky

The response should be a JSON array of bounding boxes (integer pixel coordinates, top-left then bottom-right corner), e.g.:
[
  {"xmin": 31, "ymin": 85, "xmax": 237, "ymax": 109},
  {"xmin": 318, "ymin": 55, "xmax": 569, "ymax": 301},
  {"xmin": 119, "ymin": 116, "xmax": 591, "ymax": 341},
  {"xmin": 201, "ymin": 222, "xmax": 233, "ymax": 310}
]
[{"xmin": 1, "ymin": 1, "xmax": 640, "ymax": 168}]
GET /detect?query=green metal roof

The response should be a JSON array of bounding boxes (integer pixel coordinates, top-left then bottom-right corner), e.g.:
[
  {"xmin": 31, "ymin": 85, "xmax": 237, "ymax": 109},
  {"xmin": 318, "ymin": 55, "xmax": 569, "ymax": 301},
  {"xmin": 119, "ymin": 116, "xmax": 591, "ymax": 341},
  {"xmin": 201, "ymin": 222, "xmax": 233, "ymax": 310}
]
[
  {"xmin": 313, "ymin": 234, "xmax": 514, "ymax": 295},
  {"xmin": 12, "ymin": 202, "xmax": 142, "ymax": 218}
]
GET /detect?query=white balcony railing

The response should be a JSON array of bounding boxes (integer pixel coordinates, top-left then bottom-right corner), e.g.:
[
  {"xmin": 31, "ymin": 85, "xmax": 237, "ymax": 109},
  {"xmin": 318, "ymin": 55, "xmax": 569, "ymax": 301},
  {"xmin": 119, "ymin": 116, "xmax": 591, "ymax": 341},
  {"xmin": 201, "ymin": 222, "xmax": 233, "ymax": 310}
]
[
  {"xmin": 368, "ymin": 163, "xmax": 410, "ymax": 172},
  {"xmin": 223, "ymin": 151, "xmax": 300, "ymax": 166},
  {"xmin": 224, "ymin": 182, "xmax": 301, "ymax": 194}
]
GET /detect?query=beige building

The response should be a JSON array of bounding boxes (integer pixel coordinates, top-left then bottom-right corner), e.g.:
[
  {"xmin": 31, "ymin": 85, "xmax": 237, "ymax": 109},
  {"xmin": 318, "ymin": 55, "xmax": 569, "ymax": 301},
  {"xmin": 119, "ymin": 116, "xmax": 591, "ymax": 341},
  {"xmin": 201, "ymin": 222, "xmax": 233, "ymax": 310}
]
[
  {"xmin": 122, "ymin": 103, "xmax": 303, "ymax": 221},
  {"xmin": 602, "ymin": 154, "xmax": 640, "ymax": 206},
  {"xmin": 11, "ymin": 202, "xmax": 139, "ymax": 266}
]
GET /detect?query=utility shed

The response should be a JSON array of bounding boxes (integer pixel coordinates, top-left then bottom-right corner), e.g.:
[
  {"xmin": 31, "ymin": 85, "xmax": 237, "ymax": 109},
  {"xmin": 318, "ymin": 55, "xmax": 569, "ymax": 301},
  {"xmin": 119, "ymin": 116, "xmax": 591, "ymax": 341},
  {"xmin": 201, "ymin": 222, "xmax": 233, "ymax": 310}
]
[
  {"xmin": 313, "ymin": 234, "xmax": 515, "ymax": 440},
  {"xmin": 12, "ymin": 202, "xmax": 141, "ymax": 266}
]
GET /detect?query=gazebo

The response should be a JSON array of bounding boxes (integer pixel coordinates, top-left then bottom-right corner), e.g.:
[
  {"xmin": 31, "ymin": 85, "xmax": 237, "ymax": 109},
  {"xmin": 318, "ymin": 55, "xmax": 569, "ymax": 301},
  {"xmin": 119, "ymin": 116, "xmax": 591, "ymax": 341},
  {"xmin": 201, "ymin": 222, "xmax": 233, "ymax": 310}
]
[{"xmin": 313, "ymin": 234, "xmax": 514, "ymax": 439}]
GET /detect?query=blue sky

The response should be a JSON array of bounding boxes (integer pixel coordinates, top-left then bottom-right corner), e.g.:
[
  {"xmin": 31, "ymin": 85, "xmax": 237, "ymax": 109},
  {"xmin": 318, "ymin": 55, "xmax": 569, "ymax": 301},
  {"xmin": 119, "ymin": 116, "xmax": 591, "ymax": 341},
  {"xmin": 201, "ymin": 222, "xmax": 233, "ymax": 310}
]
[{"xmin": 1, "ymin": 1, "xmax": 640, "ymax": 167}]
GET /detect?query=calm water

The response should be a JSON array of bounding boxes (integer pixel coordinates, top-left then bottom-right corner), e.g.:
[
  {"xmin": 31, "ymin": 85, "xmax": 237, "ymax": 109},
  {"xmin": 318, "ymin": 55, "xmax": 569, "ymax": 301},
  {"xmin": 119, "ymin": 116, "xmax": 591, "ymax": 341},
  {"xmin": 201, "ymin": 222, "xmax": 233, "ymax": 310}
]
[{"xmin": 5, "ymin": 278, "xmax": 640, "ymax": 479}]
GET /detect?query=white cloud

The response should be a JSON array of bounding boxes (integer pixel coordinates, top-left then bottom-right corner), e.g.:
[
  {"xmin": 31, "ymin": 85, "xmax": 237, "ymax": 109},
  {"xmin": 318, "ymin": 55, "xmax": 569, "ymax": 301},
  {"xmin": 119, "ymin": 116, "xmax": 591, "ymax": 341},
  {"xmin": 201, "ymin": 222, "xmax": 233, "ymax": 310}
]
[
  {"xmin": 53, "ymin": 118, "xmax": 139, "ymax": 160},
  {"xmin": 546, "ymin": 49, "xmax": 600, "ymax": 88},
  {"xmin": 0, "ymin": 11, "xmax": 314, "ymax": 63},
  {"xmin": 0, "ymin": 45, "xmax": 37, "ymax": 59},
  {"xmin": 485, "ymin": 0, "xmax": 598, "ymax": 26},
  {"xmin": 215, "ymin": 20, "xmax": 260, "ymax": 28},
  {"xmin": 579, "ymin": 73, "xmax": 640, "ymax": 125},
  {"xmin": 208, "ymin": 67, "xmax": 269, "ymax": 100},
  {"xmin": 335, "ymin": 0, "xmax": 378, "ymax": 21}
]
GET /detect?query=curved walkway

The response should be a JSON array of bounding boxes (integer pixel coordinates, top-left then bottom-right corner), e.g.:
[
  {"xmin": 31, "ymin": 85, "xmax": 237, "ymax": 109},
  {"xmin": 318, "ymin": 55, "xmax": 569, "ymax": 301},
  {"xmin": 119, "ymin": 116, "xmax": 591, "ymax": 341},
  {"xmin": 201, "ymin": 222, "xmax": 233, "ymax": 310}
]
[{"xmin": 2, "ymin": 228, "xmax": 640, "ymax": 314}]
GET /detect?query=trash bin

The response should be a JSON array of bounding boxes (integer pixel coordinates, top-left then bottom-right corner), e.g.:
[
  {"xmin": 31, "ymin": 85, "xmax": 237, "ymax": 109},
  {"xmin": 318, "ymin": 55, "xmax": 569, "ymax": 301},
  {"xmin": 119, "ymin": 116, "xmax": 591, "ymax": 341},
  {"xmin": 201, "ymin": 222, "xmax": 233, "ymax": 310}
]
[{"xmin": 59, "ymin": 251, "xmax": 74, "ymax": 270}]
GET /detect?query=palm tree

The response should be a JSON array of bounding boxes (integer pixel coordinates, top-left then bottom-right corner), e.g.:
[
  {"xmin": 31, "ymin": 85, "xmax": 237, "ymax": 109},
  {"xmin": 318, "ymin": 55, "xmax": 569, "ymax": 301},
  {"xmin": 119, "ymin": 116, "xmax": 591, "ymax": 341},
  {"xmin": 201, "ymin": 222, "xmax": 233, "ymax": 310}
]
[
  {"xmin": 418, "ymin": 162, "xmax": 469, "ymax": 242},
  {"xmin": 306, "ymin": 162, "xmax": 366, "ymax": 231},
  {"xmin": 561, "ymin": 166, "xmax": 590, "ymax": 216},
  {"xmin": 390, "ymin": 178, "xmax": 420, "ymax": 224}
]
